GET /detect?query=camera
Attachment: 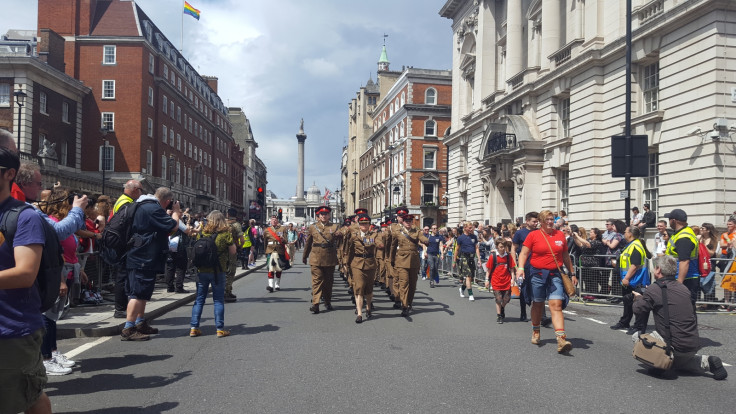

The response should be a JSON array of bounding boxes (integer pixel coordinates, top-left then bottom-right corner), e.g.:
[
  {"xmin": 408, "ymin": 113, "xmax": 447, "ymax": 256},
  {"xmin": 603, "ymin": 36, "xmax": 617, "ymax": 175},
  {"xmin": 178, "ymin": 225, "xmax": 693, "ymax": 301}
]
[
  {"xmin": 67, "ymin": 193, "xmax": 84, "ymax": 205},
  {"xmin": 166, "ymin": 200, "xmax": 183, "ymax": 210}
]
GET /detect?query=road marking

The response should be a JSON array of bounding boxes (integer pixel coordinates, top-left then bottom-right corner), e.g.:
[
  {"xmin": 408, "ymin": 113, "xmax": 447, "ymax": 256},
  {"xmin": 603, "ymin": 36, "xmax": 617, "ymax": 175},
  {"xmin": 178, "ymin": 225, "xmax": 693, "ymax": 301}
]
[
  {"xmin": 725, "ymin": 363, "xmax": 732, "ymax": 367},
  {"xmin": 562, "ymin": 310, "xmax": 577, "ymax": 315},
  {"xmin": 65, "ymin": 337, "xmax": 111, "ymax": 359},
  {"xmin": 585, "ymin": 318, "xmax": 607, "ymax": 325}
]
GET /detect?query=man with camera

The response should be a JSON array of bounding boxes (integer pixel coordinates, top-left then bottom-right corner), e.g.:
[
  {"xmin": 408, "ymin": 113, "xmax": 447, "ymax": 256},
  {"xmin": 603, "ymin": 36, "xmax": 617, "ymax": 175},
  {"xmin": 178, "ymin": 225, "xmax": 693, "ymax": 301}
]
[
  {"xmin": 632, "ymin": 255, "xmax": 727, "ymax": 380},
  {"xmin": 110, "ymin": 180, "xmax": 143, "ymax": 318},
  {"xmin": 121, "ymin": 187, "xmax": 182, "ymax": 341}
]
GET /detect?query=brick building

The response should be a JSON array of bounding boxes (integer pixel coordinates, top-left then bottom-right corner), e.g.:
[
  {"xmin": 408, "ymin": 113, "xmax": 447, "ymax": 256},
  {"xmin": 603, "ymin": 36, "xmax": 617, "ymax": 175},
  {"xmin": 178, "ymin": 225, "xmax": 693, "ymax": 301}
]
[
  {"xmin": 359, "ymin": 67, "xmax": 452, "ymax": 227},
  {"xmin": 37, "ymin": 0, "xmax": 242, "ymax": 213},
  {"xmin": 0, "ymin": 29, "xmax": 91, "ymax": 189}
]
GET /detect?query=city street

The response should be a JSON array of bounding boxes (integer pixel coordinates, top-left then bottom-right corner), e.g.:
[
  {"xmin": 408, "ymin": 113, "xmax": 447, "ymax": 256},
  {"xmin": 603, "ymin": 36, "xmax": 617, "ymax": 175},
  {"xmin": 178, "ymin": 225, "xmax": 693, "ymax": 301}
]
[{"xmin": 49, "ymin": 250, "xmax": 735, "ymax": 413}]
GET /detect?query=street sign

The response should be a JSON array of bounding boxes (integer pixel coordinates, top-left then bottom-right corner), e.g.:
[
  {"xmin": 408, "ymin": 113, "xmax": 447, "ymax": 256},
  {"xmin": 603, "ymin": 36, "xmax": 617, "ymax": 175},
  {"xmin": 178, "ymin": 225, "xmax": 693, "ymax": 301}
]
[
  {"xmin": 611, "ymin": 135, "xmax": 648, "ymax": 177},
  {"xmin": 620, "ymin": 191, "xmax": 629, "ymax": 199}
]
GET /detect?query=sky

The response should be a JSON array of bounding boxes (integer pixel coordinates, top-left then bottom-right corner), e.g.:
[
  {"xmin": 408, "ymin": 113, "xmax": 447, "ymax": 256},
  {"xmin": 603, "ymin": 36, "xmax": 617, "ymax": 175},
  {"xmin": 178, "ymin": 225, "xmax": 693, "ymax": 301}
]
[{"xmin": 1, "ymin": 0, "xmax": 453, "ymax": 199}]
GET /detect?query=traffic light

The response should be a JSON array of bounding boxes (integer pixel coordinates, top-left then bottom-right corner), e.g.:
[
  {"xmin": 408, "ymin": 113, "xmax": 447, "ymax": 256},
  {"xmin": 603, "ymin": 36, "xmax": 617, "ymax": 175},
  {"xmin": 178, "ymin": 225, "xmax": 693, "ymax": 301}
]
[
  {"xmin": 257, "ymin": 186, "xmax": 265, "ymax": 206},
  {"xmin": 278, "ymin": 208, "xmax": 283, "ymax": 221}
]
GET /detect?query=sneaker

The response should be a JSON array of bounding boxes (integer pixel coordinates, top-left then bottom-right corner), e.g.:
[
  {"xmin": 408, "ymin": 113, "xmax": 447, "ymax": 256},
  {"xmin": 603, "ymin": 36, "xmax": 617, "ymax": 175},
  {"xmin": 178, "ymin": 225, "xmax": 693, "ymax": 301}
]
[
  {"xmin": 113, "ymin": 310, "xmax": 127, "ymax": 318},
  {"xmin": 497, "ymin": 315, "xmax": 503, "ymax": 324},
  {"xmin": 421, "ymin": 276, "xmax": 426, "ymax": 281},
  {"xmin": 468, "ymin": 295, "xmax": 475, "ymax": 301},
  {"xmin": 121, "ymin": 327, "xmax": 150, "ymax": 341},
  {"xmin": 459, "ymin": 287, "xmax": 465, "ymax": 298},
  {"xmin": 708, "ymin": 356, "xmax": 728, "ymax": 380},
  {"xmin": 190, "ymin": 328, "xmax": 202, "ymax": 337},
  {"xmin": 135, "ymin": 321, "xmax": 159, "ymax": 335},
  {"xmin": 52, "ymin": 351, "xmax": 75, "ymax": 368},
  {"xmin": 44, "ymin": 359, "xmax": 72, "ymax": 376},
  {"xmin": 610, "ymin": 322, "xmax": 630, "ymax": 330},
  {"xmin": 217, "ymin": 329, "xmax": 231, "ymax": 338}
]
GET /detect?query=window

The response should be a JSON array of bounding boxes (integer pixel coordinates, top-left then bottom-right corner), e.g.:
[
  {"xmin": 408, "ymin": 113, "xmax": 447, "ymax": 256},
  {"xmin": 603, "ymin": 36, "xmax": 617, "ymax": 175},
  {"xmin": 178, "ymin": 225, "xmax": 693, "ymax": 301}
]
[
  {"xmin": 161, "ymin": 155, "xmax": 167, "ymax": 178},
  {"xmin": 176, "ymin": 161, "xmax": 181, "ymax": 184},
  {"xmin": 99, "ymin": 144, "xmax": 114, "ymax": 172},
  {"xmin": 148, "ymin": 87, "xmax": 154, "ymax": 106},
  {"xmin": 425, "ymin": 88, "xmax": 437, "ymax": 105},
  {"xmin": 177, "ymin": 106, "xmax": 181, "ymax": 123},
  {"xmin": 643, "ymin": 62, "xmax": 659, "ymax": 113},
  {"xmin": 558, "ymin": 169, "xmax": 569, "ymax": 213},
  {"xmin": 101, "ymin": 112, "xmax": 114, "ymax": 131},
  {"xmin": 62, "ymin": 102, "xmax": 69, "ymax": 123},
  {"xmin": 163, "ymin": 65, "xmax": 168, "ymax": 80},
  {"xmin": 162, "ymin": 125, "xmax": 168, "ymax": 143},
  {"xmin": 423, "ymin": 150, "xmax": 436, "ymax": 169},
  {"xmin": 643, "ymin": 152, "xmax": 659, "ymax": 217},
  {"xmin": 38, "ymin": 133, "xmax": 46, "ymax": 154},
  {"xmin": 148, "ymin": 53, "xmax": 154, "ymax": 74},
  {"xmin": 187, "ymin": 168, "xmax": 192, "ymax": 187},
  {"xmin": 60, "ymin": 141, "xmax": 68, "ymax": 166},
  {"xmin": 147, "ymin": 118, "xmax": 153, "ymax": 137},
  {"xmin": 188, "ymin": 142, "xmax": 192, "ymax": 158},
  {"xmin": 39, "ymin": 92, "xmax": 47, "ymax": 114},
  {"xmin": 163, "ymin": 96, "xmax": 168, "ymax": 113},
  {"xmin": 559, "ymin": 98, "xmax": 570, "ymax": 138},
  {"xmin": 400, "ymin": 92, "xmax": 405, "ymax": 107},
  {"xmin": 170, "ymin": 102, "xmax": 174, "ymax": 118},
  {"xmin": 178, "ymin": 78, "xmax": 182, "ymax": 91},
  {"xmin": 146, "ymin": 150, "xmax": 153, "ymax": 174},
  {"xmin": 422, "ymin": 183, "xmax": 435, "ymax": 204},
  {"xmin": 169, "ymin": 129, "xmax": 174, "ymax": 146},
  {"xmin": 0, "ymin": 84, "xmax": 10, "ymax": 106},
  {"xmin": 177, "ymin": 133, "xmax": 181, "ymax": 150},
  {"xmin": 103, "ymin": 45, "xmax": 116, "ymax": 64},
  {"xmin": 170, "ymin": 72, "xmax": 175, "ymax": 86},
  {"xmin": 425, "ymin": 119, "xmax": 436, "ymax": 136}
]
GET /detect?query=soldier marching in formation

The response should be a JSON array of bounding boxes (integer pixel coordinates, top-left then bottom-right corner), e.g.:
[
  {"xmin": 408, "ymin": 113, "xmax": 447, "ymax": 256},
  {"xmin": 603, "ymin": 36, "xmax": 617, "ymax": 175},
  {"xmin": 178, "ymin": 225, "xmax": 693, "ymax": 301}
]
[
  {"xmin": 345, "ymin": 214, "xmax": 379, "ymax": 323},
  {"xmin": 302, "ymin": 205, "xmax": 342, "ymax": 314},
  {"xmin": 390, "ymin": 211, "xmax": 429, "ymax": 317}
]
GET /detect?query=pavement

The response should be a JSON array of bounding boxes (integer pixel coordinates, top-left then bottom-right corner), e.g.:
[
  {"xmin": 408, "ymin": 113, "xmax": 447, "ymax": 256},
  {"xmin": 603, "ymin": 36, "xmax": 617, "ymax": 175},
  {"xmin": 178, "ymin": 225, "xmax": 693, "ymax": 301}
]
[{"xmin": 56, "ymin": 258, "xmax": 267, "ymax": 339}]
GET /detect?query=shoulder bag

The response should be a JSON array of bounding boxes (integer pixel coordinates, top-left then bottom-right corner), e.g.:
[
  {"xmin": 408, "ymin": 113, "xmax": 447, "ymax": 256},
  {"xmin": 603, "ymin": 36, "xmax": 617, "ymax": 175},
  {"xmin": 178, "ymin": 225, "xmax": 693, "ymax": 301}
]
[
  {"xmin": 540, "ymin": 230, "xmax": 577, "ymax": 296},
  {"xmin": 632, "ymin": 280, "xmax": 674, "ymax": 370}
]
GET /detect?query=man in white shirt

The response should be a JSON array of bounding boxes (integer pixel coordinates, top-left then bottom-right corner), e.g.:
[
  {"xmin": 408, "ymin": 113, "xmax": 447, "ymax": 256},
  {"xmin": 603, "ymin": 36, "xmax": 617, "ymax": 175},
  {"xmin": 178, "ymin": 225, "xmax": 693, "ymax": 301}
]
[{"xmin": 654, "ymin": 220, "xmax": 668, "ymax": 257}]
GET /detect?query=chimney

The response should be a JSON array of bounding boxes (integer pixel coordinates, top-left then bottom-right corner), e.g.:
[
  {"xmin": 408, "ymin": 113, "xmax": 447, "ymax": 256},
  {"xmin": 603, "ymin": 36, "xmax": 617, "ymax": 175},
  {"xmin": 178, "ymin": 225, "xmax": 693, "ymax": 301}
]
[
  {"xmin": 37, "ymin": 29, "xmax": 66, "ymax": 72},
  {"xmin": 203, "ymin": 76, "xmax": 218, "ymax": 93}
]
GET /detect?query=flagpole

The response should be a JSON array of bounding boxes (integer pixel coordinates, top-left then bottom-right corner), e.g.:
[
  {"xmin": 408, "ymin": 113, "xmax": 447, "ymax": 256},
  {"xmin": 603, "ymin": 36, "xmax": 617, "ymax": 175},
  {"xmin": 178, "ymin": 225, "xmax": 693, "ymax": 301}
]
[{"xmin": 180, "ymin": 0, "xmax": 184, "ymax": 52}]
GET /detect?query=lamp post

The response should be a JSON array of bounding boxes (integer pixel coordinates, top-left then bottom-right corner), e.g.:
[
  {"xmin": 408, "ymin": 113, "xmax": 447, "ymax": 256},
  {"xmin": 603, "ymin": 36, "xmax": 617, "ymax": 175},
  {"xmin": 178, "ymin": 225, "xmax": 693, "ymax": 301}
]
[
  {"xmin": 352, "ymin": 170, "xmax": 358, "ymax": 211},
  {"xmin": 13, "ymin": 89, "xmax": 26, "ymax": 152},
  {"xmin": 100, "ymin": 128, "xmax": 110, "ymax": 196}
]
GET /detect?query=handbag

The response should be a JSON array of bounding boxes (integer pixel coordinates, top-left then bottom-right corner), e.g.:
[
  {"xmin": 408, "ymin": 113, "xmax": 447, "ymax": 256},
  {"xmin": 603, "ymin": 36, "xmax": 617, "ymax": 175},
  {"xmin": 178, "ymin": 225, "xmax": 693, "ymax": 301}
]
[
  {"xmin": 540, "ymin": 230, "xmax": 577, "ymax": 296},
  {"xmin": 632, "ymin": 280, "xmax": 674, "ymax": 370},
  {"xmin": 266, "ymin": 227, "xmax": 291, "ymax": 270}
]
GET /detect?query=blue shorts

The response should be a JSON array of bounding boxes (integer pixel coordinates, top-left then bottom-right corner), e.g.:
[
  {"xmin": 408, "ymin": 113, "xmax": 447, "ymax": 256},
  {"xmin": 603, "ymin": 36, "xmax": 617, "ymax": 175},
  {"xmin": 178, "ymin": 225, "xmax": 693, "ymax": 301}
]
[
  {"xmin": 127, "ymin": 269, "xmax": 156, "ymax": 301},
  {"xmin": 529, "ymin": 266, "xmax": 566, "ymax": 302}
]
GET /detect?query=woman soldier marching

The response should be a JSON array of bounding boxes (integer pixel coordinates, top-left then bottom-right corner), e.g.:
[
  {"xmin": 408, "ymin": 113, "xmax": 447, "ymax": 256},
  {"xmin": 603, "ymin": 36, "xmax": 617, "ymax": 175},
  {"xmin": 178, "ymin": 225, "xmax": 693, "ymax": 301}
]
[{"xmin": 347, "ymin": 214, "xmax": 379, "ymax": 323}]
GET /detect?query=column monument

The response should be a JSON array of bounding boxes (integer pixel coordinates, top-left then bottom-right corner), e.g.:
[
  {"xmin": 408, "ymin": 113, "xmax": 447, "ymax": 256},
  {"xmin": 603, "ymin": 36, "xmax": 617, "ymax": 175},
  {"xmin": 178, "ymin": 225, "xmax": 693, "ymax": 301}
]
[{"xmin": 294, "ymin": 119, "xmax": 307, "ymax": 218}]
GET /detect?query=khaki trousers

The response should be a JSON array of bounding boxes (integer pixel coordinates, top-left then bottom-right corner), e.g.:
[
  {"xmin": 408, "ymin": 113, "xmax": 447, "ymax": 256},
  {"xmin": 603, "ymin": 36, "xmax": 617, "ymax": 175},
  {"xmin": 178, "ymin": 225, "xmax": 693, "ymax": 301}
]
[
  {"xmin": 376, "ymin": 258, "xmax": 385, "ymax": 284},
  {"xmin": 311, "ymin": 266, "xmax": 334, "ymax": 305},
  {"xmin": 392, "ymin": 264, "xmax": 401, "ymax": 297},
  {"xmin": 396, "ymin": 267, "xmax": 419, "ymax": 307}
]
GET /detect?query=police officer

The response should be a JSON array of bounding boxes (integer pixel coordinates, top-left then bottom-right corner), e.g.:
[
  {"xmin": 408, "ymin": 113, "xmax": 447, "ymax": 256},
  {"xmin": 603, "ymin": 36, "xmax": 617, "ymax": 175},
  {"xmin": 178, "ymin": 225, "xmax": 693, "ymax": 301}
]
[
  {"xmin": 390, "ymin": 212, "xmax": 429, "ymax": 317},
  {"xmin": 346, "ymin": 214, "xmax": 378, "ymax": 323},
  {"xmin": 610, "ymin": 226, "xmax": 652, "ymax": 334},
  {"xmin": 302, "ymin": 205, "xmax": 342, "ymax": 314},
  {"xmin": 264, "ymin": 214, "xmax": 289, "ymax": 292},
  {"xmin": 664, "ymin": 208, "xmax": 700, "ymax": 305},
  {"xmin": 225, "ymin": 208, "xmax": 245, "ymax": 302}
]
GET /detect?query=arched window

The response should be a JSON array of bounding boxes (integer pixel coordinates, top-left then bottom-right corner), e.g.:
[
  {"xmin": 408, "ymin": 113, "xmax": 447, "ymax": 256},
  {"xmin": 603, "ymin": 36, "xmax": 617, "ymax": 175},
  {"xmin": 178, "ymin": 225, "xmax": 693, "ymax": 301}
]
[
  {"xmin": 425, "ymin": 119, "xmax": 436, "ymax": 136},
  {"xmin": 400, "ymin": 92, "xmax": 406, "ymax": 106},
  {"xmin": 399, "ymin": 122, "xmax": 404, "ymax": 138},
  {"xmin": 425, "ymin": 88, "xmax": 437, "ymax": 105}
]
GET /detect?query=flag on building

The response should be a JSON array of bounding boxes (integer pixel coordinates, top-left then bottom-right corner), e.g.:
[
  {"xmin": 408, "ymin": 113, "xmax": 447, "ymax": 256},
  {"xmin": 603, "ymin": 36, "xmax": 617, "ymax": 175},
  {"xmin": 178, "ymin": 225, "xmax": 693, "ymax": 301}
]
[
  {"xmin": 323, "ymin": 188, "xmax": 331, "ymax": 202},
  {"xmin": 183, "ymin": 2, "xmax": 201, "ymax": 20}
]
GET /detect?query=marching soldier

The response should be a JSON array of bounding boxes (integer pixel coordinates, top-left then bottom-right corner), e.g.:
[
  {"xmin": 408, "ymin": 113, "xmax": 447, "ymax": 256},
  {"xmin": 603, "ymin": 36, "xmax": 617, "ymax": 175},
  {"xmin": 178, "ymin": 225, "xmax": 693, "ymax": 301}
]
[
  {"xmin": 346, "ymin": 214, "xmax": 378, "ymax": 323},
  {"xmin": 375, "ymin": 222, "xmax": 388, "ymax": 288},
  {"xmin": 225, "ymin": 208, "xmax": 245, "ymax": 302},
  {"xmin": 389, "ymin": 206, "xmax": 410, "ymax": 308},
  {"xmin": 302, "ymin": 205, "xmax": 342, "ymax": 314},
  {"xmin": 390, "ymin": 212, "xmax": 429, "ymax": 317},
  {"xmin": 263, "ymin": 214, "xmax": 289, "ymax": 292}
]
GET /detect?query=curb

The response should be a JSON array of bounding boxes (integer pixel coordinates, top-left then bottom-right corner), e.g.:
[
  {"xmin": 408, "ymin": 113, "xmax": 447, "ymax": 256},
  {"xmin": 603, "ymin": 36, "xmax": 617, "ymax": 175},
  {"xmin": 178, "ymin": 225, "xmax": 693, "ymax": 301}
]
[{"xmin": 57, "ymin": 263, "xmax": 266, "ymax": 339}]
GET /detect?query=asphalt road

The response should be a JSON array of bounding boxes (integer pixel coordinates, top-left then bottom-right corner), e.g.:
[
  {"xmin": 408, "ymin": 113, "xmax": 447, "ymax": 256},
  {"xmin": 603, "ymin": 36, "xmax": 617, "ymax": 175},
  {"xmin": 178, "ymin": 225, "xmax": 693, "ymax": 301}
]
[{"xmin": 49, "ymin": 250, "xmax": 735, "ymax": 413}]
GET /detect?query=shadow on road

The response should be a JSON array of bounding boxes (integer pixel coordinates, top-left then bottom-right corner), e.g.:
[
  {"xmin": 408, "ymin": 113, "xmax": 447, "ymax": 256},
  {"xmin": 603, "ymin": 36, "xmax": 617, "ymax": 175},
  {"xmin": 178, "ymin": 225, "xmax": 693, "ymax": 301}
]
[
  {"xmin": 46, "ymin": 371, "xmax": 191, "ymax": 396},
  {"xmin": 57, "ymin": 401, "xmax": 179, "ymax": 414},
  {"xmin": 74, "ymin": 354, "xmax": 173, "ymax": 373}
]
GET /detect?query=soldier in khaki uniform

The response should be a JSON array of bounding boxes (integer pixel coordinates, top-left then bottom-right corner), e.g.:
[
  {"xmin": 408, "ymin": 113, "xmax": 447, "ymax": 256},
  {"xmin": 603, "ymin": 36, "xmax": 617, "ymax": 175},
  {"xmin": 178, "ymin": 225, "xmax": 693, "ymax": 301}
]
[
  {"xmin": 346, "ymin": 214, "xmax": 379, "ymax": 323},
  {"xmin": 388, "ymin": 207, "xmax": 410, "ymax": 308},
  {"xmin": 375, "ymin": 222, "xmax": 387, "ymax": 287},
  {"xmin": 225, "ymin": 208, "xmax": 245, "ymax": 302},
  {"xmin": 339, "ymin": 216, "xmax": 353, "ymax": 282},
  {"xmin": 390, "ymin": 212, "xmax": 429, "ymax": 317},
  {"xmin": 263, "ymin": 214, "xmax": 289, "ymax": 292},
  {"xmin": 302, "ymin": 205, "xmax": 342, "ymax": 314}
]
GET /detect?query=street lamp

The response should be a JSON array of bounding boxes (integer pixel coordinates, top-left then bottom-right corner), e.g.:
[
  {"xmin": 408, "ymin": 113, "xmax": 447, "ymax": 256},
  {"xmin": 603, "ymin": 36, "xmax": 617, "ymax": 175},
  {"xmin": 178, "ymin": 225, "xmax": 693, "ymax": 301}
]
[
  {"xmin": 352, "ymin": 170, "xmax": 358, "ymax": 210},
  {"xmin": 13, "ymin": 89, "xmax": 26, "ymax": 152},
  {"xmin": 100, "ymin": 128, "xmax": 110, "ymax": 196}
]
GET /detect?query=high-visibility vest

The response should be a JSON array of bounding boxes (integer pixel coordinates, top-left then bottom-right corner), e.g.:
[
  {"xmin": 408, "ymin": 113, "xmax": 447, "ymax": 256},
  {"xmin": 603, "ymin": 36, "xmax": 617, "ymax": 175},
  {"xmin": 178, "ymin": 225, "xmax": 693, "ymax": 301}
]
[
  {"xmin": 665, "ymin": 226, "xmax": 699, "ymax": 279},
  {"xmin": 619, "ymin": 239, "xmax": 649, "ymax": 287},
  {"xmin": 112, "ymin": 194, "xmax": 133, "ymax": 215},
  {"xmin": 242, "ymin": 226, "xmax": 252, "ymax": 248}
]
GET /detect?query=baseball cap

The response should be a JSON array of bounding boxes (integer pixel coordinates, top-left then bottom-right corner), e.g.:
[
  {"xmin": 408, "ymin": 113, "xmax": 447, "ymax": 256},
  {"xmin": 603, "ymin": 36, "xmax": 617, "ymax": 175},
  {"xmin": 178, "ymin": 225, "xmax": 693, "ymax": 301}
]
[{"xmin": 664, "ymin": 209, "xmax": 687, "ymax": 222}]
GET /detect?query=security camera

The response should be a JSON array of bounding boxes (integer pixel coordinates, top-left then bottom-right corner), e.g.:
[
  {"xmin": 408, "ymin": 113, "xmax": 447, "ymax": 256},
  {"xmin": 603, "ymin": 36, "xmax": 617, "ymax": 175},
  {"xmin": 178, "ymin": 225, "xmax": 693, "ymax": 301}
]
[
  {"xmin": 687, "ymin": 127, "xmax": 701, "ymax": 135},
  {"xmin": 709, "ymin": 130, "xmax": 721, "ymax": 139},
  {"xmin": 730, "ymin": 124, "xmax": 736, "ymax": 131}
]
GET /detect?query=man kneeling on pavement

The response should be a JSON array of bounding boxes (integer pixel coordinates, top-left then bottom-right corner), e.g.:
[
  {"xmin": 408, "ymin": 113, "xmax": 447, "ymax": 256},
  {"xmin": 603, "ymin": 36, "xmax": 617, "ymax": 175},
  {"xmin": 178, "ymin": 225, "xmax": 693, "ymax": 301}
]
[{"xmin": 632, "ymin": 255, "xmax": 727, "ymax": 380}]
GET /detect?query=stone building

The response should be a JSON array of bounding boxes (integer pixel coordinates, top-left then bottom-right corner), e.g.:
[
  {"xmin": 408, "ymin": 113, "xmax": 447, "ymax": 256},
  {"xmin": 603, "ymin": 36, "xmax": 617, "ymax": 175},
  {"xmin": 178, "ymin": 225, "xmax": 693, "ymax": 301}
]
[
  {"xmin": 440, "ymin": 0, "xmax": 736, "ymax": 229},
  {"xmin": 230, "ymin": 106, "xmax": 267, "ymax": 218},
  {"xmin": 359, "ymin": 67, "xmax": 452, "ymax": 227},
  {"xmin": 37, "ymin": 0, "xmax": 243, "ymax": 214}
]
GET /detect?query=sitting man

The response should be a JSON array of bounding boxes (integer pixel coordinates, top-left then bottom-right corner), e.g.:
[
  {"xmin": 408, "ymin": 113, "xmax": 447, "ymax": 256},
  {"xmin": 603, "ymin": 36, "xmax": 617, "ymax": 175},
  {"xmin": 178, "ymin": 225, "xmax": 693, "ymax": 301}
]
[{"xmin": 632, "ymin": 255, "xmax": 727, "ymax": 380}]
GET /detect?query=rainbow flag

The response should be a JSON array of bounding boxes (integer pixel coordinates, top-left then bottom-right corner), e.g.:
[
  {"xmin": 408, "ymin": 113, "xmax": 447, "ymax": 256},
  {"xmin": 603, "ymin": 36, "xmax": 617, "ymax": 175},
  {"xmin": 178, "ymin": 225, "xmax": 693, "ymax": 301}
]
[{"xmin": 183, "ymin": 1, "xmax": 200, "ymax": 20}]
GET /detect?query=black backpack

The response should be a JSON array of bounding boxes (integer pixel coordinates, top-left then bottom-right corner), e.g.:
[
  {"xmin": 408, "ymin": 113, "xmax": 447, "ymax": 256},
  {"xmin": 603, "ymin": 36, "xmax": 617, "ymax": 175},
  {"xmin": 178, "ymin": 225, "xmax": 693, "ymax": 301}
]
[
  {"xmin": 0, "ymin": 198, "xmax": 64, "ymax": 312},
  {"xmin": 99, "ymin": 201, "xmax": 141, "ymax": 266},
  {"xmin": 192, "ymin": 232, "xmax": 220, "ymax": 271}
]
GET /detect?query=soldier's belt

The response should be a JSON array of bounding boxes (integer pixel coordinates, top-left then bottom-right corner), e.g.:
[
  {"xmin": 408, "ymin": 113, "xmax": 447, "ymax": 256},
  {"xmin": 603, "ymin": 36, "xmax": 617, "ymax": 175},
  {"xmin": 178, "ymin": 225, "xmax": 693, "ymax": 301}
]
[
  {"xmin": 313, "ymin": 243, "xmax": 334, "ymax": 248},
  {"xmin": 356, "ymin": 254, "xmax": 375, "ymax": 259},
  {"xmin": 268, "ymin": 241, "xmax": 279, "ymax": 245}
]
